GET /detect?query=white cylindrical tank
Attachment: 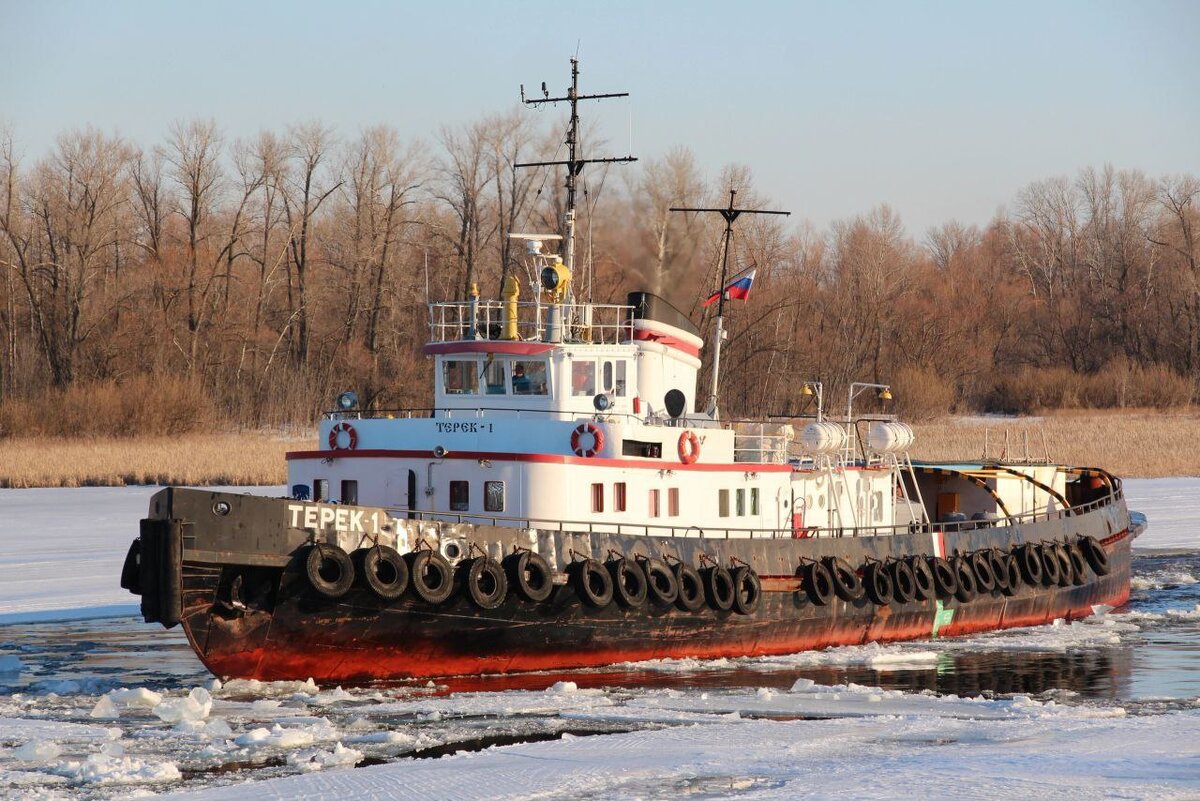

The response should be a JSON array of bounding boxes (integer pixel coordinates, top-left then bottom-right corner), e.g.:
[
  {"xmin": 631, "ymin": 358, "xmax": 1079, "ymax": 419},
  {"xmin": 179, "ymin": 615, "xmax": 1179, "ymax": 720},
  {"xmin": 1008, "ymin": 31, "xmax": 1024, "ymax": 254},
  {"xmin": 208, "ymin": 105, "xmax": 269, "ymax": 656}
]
[
  {"xmin": 798, "ymin": 421, "xmax": 847, "ymax": 454},
  {"xmin": 866, "ymin": 421, "xmax": 915, "ymax": 453}
]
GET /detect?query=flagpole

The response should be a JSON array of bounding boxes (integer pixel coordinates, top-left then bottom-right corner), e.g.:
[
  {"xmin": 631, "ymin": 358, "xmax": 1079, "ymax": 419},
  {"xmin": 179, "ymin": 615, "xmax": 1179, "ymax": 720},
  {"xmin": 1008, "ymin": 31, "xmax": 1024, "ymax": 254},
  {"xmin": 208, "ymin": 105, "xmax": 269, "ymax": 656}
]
[{"xmin": 671, "ymin": 190, "xmax": 789, "ymax": 420}]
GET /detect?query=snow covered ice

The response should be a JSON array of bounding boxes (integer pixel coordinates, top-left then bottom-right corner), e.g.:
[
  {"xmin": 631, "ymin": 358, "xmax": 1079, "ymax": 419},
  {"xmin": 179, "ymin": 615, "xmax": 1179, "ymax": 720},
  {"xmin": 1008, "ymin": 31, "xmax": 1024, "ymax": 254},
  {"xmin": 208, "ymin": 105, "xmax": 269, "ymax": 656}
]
[{"xmin": 0, "ymin": 479, "xmax": 1198, "ymax": 799}]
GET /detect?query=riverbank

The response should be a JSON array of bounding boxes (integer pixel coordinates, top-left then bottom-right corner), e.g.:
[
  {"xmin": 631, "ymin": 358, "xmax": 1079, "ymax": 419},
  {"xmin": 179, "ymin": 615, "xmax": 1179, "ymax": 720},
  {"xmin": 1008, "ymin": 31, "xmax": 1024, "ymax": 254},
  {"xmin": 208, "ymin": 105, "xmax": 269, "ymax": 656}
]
[{"xmin": 0, "ymin": 410, "xmax": 1195, "ymax": 487}]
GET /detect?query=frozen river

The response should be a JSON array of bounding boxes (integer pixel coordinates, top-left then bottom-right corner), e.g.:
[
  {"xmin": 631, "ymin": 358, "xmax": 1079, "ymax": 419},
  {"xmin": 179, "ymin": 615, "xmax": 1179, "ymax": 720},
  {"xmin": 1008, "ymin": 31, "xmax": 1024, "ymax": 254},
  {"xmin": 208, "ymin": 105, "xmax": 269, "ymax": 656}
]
[{"xmin": 0, "ymin": 479, "xmax": 1198, "ymax": 799}]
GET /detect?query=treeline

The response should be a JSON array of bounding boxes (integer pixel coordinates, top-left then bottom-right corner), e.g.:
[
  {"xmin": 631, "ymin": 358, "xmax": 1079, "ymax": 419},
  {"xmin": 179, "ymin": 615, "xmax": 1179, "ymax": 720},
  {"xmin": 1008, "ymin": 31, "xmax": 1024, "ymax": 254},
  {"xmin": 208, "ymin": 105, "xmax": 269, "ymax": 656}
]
[{"xmin": 0, "ymin": 114, "xmax": 1196, "ymax": 437}]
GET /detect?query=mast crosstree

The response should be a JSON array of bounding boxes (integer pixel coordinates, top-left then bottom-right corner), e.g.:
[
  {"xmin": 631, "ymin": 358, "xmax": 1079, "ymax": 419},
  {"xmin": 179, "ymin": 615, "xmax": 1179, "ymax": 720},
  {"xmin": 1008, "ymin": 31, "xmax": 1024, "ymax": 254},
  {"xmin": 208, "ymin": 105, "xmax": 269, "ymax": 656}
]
[
  {"xmin": 672, "ymin": 189, "xmax": 790, "ymax": 418},
  {"xmin": 517, "ymin": 59, "xmax": 637, "ymax": 276}
]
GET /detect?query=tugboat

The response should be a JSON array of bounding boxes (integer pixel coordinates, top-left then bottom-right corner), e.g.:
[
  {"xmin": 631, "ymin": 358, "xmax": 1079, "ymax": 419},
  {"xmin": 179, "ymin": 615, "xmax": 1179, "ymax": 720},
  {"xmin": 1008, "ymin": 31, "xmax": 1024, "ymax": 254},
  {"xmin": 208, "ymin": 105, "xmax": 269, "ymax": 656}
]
[{"xmin": 121, "ymin": 61, "xmax": 1143, "ymax": 682}]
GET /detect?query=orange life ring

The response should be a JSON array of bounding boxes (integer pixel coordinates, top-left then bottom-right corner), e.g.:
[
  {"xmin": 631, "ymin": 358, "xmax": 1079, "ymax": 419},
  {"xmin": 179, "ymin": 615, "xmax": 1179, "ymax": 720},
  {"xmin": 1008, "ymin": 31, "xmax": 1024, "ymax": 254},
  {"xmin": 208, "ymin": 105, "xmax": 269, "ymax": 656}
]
[
  {"xmin": 678, "ymin": 430, "xmax": 700, "ymax": 464},
  {"xmin": 328, "ymin": 422, "xmax": 358, "ymax": 451},
  {"xmin": 571, "ymin": 423, "xmax": 604, "ymax": 457}
]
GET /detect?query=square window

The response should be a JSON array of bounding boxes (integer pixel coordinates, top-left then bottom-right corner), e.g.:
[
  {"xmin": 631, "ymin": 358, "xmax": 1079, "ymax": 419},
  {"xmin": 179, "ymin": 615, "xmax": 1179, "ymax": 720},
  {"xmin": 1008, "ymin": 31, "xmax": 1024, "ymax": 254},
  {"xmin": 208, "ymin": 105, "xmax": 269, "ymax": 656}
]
[
  {"xmin": 450, "ymin": 480, "xmax": 469, "ymax": 512},
  {"xmin": 485, "ymin": 480, "xmax": 505, "ymax": 512},
  {"xmin": 313, "ymin": 479, "xmax": 329, "ymax": 502},
  {"xmin": 484, "ymin": 359, "xmax": 507, "ymax": 395},
  {"xmin": 614, "ymin": 482, "xmax": 627, "ymax": 512},
  {"xmin": 591, "ymin": 482, "xmax": 604, "ymax": 513},
  {"xmin": 736, "ymin": 488, "xmax": 746, "ymax": 516},
  {"xmin": 649, "ymin": 489, "xmax": 660, "ymax": 518},
  {"xmin": 572, "ymin": 361, "xmax": 596, "ymax": 396},
  {"xmin": 512, "ymin": 360, "xmax": 548, "ymax": 395},
  {"xmin": 718, "ymin": 489, "xmax": 730, "ymax": 518},
  {"xmin": 341, "ymin": 480, "xmax": 358, "ymax": 505},
  {"xmin": 668, "ymin": 488, "xmax": 679, "ymax": 517},
  {"xmin": 442, "ymin": 360, "xmax": 478, "ymax": 394}
]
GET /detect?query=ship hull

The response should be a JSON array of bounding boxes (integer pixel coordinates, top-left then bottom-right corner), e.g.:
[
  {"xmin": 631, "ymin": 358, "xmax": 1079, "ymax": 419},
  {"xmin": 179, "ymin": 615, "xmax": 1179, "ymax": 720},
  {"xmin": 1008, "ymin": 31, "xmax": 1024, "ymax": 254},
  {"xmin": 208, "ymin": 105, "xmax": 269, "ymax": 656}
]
[{"xmin": 131, "ymin": 488, "xmax": 1135, "ymax": 683}]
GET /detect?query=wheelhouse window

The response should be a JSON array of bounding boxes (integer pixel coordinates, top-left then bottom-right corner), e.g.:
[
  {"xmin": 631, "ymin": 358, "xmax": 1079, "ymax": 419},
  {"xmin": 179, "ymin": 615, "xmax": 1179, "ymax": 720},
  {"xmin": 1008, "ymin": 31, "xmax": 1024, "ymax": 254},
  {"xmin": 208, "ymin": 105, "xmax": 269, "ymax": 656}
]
[
  {"xmin": 601, "ymin": 360, "xmax": 629, "ymax": 397},
  {"xmin": 615, "ymin": 360, "xmax": 627, "ymax": 396},
  {"xmin": 449, "ymin": 480, "xmax": 469, "ymax": 511},
  {"xmin": 591, "ymin": 482, "xmax": 604, "ymax": 513},
  {"xmin": 341, "ymin": 480, "xmax": 358, "ymax": 505},
  {"xmin": 511, "ymin": 360, "xmax": 548, "ymax": 395},
  {"xmin": 572, "ymin": 360, "xmax": 596, "ymax": 396},
  {"xmin": 484, "ymin": 480, "xmax": 505, "ymax": 512},
  {"xmin": 442, "ymin": 360, "xmax": 478, "ymax": 394},
  {"xmin": 314, "ymin": 479, "xmax": 329, "ymax": 503},
  {"xmin": 483, "ymin": 359, "xmax": 507, "ymax": 395}
]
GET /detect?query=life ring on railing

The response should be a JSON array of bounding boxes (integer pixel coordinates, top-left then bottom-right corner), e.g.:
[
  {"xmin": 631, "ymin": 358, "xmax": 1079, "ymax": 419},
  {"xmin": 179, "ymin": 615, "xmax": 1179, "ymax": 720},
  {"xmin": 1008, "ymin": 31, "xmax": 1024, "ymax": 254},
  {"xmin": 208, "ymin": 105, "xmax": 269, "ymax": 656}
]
[
  {"xmin": 571, "ymin": 423, "xmax": 604, "ymax": 457},
  {"xmin": 328, "ymin": 422, "xmax": 358, "ymax": 451},
  {"xmin": 677, "ymin": 430, "xmax": 700, "ymax": 464}
]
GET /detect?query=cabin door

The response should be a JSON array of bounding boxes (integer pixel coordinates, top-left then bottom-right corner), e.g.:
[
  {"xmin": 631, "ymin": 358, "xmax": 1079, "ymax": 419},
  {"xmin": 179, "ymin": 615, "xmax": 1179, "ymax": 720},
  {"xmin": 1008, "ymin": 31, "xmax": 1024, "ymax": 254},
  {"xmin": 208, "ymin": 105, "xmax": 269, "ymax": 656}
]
[{"xmin": 406, "ymin": 469, "xmax": 417, "ymax": 519}]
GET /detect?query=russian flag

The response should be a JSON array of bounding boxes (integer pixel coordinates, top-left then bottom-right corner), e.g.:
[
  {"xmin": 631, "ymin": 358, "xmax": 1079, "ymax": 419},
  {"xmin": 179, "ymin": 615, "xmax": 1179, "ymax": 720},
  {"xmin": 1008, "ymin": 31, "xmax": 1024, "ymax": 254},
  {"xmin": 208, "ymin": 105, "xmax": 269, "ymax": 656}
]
[{"xmin": 703, "ymin": 268, "xmax": 757, "ymax": 307}]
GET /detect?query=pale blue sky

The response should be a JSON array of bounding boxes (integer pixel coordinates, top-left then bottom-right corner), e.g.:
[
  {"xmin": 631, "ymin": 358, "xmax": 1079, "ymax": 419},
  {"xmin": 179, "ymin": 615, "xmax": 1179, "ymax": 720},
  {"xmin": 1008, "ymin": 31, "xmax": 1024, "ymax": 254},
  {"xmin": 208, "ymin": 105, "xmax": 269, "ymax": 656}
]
[{"xmin": 2, "ymin": 0, "xmax": 1197, "ymax": 234}]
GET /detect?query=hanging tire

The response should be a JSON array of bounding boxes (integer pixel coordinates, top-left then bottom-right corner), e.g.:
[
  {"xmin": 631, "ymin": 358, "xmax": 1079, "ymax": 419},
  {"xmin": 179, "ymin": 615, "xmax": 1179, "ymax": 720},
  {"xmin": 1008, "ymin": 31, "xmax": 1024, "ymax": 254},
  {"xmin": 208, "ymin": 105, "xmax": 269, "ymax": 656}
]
[
  {"xmin": 305, "ymin": 545, "xmax": 355, "ymax": 599},
  {"xmin": 120, "ymin": 539, "xmax": 142, "ymax": 595},
  {"xmin": 890, "ymin": 559, "xmax": 917, "ymax": 604},
  {"xmin": 929, "ymin": 556, "xmax": 958, "ymax": 600},
  {"xmin": 1038, "ymin": 544, "xmax": 1061, "ymax": 586},
  {"xmin": 1016, "ymin": 544, "xmax": 1043, "ymax": 585},
  {"xmin": 461, "ymin": 557, "xmax": 508, "ymax": 609},
  {"xmin": 1001, "ymin": 553, "xmax": 1022, "ymax": 595},
  {"xmin": 674, "ymin": 563, "xmax": 706, "ymax": 611},
  {"xmin": 908, "ymin": 556, "xmax": 935, "ymax": 601},
  {"xmin": 802, "ymin": 561, "xmax": 834, "ymax": 606},
  {"xmin": 1052, "ymin": 543, "xmax": 1073, "ymax": 587},
  {"xmin": 952, "ymin": 557, "xmax": 977, "ymax": 602},
  {"xmin": 357, "ymin": 545, "xmax": 408, "ymax": 601},
  {"xmin": 731, "ymin": 566, "xmax": 761, "ymax": 615},
  {"xmin": 970, "ymin": 551, "xmax": 997, "ymax": 593},
  {"xmin": 504, "ymin": 551, "xmax": 554, "ymax": 603},
  {"xmin": 1067, "ymin": 544, "xmax": 1088, "ymax": 585},
  {"xmin": 643, "ymin": 559, "xmax": 679, "ymax": 606},
  {"xmin": 1078, "ymin": 536, "xmax": 1110, "ymax": 576},
  {"xmin": 824, "ymin": 557, "xmax": 864, "ymax": 602},
  {"xmin": 573, "ymin": 558, "xmax": 613, "ymax": 608},
  {"xmin": 703, "ymin": 566, "xmax": 735, "ymax": 611},
  {"xmin": 609, "ymin": 558, "xmax": 648, "ymax": 607},
  {"xmin": 987, "ymin": 549, "xmax": 1009, "ymax": 593},
  {"xmin": 863, "ymin": 563, "xmax": 894, "ymax": 605},
  {"xmin": 408, "ymin": 550, "xmax": 454, "ymax": 604}
]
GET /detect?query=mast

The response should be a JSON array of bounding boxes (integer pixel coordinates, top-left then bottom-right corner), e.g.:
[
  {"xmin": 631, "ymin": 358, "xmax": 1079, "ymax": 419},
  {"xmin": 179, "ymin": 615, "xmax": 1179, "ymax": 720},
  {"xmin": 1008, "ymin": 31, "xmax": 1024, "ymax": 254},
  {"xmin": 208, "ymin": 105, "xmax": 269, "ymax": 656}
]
[
  {"xmin": 671, "ymin": 190, "xmax": 790, "ymax": 419},
  {"xmin": 517, "ymin": 59, "xmax": 637, "ymax": 276}
]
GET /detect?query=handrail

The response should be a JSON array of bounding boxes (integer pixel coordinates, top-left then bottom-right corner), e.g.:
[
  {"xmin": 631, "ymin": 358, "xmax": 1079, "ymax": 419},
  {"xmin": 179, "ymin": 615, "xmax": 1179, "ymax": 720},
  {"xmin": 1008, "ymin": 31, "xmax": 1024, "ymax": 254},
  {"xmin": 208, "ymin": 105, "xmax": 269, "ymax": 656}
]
[{"xmin": 384, "ymin": 486, "xmax": 1125, "ymax": 541}]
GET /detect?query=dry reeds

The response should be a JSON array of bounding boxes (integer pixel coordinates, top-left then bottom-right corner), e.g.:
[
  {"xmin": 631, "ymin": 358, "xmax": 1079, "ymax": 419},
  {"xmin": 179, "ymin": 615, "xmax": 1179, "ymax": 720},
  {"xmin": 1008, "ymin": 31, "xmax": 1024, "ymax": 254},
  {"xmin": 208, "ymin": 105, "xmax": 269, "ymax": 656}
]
[
  {"xmin": 0, "ymin": 433, "xmax": 293, "ymax": 488},
  {"xmin": 911, "ymin": 409, "xmax": 1200, "ymax": 478}
]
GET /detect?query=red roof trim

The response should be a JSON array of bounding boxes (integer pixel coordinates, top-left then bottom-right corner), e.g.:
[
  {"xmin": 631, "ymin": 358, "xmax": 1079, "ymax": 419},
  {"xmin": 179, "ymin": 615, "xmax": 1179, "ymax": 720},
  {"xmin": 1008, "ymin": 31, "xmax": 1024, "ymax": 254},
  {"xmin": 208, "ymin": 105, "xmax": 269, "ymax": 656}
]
[
  {"xmin": 422, "ymin": 341, "xmax": 556, "ymax": 356},
  {"xmin": 628, "ymin": 328, "xmax": 702, "ymax": 358}
]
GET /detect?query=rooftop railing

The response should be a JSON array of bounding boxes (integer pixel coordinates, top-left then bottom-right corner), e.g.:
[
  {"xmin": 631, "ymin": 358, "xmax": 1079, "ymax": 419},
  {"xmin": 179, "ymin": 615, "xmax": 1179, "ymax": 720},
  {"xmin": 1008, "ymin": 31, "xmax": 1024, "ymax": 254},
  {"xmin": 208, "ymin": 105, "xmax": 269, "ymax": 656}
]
[{"xmin": 429, "ymin": 300, "xmax": 634, "ymax": 345}]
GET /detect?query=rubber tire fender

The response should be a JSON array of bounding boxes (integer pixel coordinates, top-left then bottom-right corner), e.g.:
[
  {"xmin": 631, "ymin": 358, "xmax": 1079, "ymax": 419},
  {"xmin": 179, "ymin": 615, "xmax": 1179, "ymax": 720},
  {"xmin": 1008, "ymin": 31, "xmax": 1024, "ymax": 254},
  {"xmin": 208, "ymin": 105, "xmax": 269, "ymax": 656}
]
[
  {"xmin": 408, "ymin": 550, "xmax": 455, "ymax": 604},
  {"xmin": 608, "ymin": 558, "xmax": 649, "ymax": 607},
  {"xmin": 1037, "ymin": 544, "xmax": 1061, "ymax": 586},
  {"xmin": 802, "ymin": 561, "xmax": 834, "ymax": 606},
  {"xmin": 823, "ymin": 557, "xmax": 865, "ymax": 602},
  {"xmin": 929, "ymin": 556, "xmax": 958, "ymax": 600},
  {"xmin": 1016, "ymin": 544, "xmax": 1043, "ymax": 586},
  {"xmin": 1067, "ymin": 544, "xmax": 1088, "ymax": 585},
  {"xmin": 1079, "ymin": 536, "xmax": 1110, "ymax": 576},
  {"xmin": 952, "ymin": 557, "xmax": 977, "ymax": 603},
  {"xmin": 673, "ymin": 563, "xmax": 706, "ymax": 612},
  {"xmin": 305, "ymin": 544, "xmax": 355, "ymax": 599},
  {"xmin": 970, "ymin": 550, "xmax": 997, "ymax": 593},
  {"xmin": 573, "ymin": 558, "xmax": 613, "ymax": 608},
  {"xmin": 504, "ymin": 551, "xmax": 554, "ymax": 603},
  {"xmin": 731, "ymin": 566, "xmax": 761, "ymax": 615},
  {"xmin": 462, "ymin": 556, "xmax": 508, "ymax": 609},
  {"xmin": 643, "ymin": 558, "xmax": 679, "ymax": 606},
  {"xmin": 704, "ymin": 566, "xmax": 735, "ymax": 611},
  {"xmin": 987, "ymin": 548, "xmax": 1010, "ymax": 593},
  {"xmin": 908, "ymin": 556, "xmax": 935, "ymax": 601},
  {"xmin": 358, "ymin": 545, "xmax": 409, "ymax": 601},
  {"xmin": 1051, "ymin": 543, "xmax": 1073, "ymax": 587},
  {"xmin": 889, "ymin": 559, "xmax": 917, "ymax": 604},
  {"xmin": 120, "ymin": 539, "xmax": 142, "ymax": 595},
  {"xmin": 863, "ymin": 562, "xmax": 894, "ymax": 605},
  {"xmin": 1000, "ymin": 553, "xmax": 1021, "ymax": 596}
]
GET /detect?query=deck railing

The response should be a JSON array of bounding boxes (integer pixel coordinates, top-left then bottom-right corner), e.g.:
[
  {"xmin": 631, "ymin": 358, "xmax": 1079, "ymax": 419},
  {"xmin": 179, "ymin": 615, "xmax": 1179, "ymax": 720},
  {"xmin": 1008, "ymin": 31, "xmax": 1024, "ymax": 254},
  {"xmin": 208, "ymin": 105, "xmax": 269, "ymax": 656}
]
[
  {"xmin": 429, "ymin": 300, "xmax": 634, "ymax": 345},
  {"xmin": 385, "ymin": 486, "xmax": 1125, "ymax": 542}
]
